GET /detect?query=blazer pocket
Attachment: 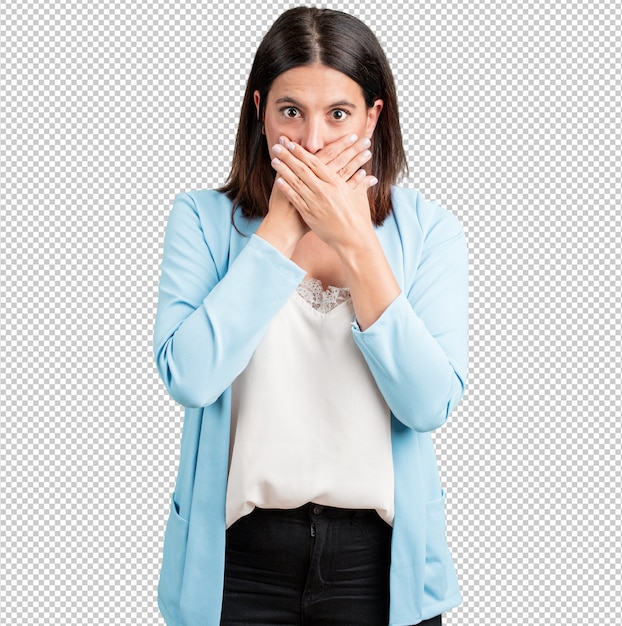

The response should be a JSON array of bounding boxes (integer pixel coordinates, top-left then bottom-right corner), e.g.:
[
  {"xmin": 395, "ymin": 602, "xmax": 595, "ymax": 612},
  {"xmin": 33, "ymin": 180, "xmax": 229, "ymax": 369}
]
[
  {"xmin": 423, "ymin": 489, "xmax": 451, "ymax": 603},
  {"xmin": 158, "ymin": 493, "xmax": 190, "ymax": 621}
]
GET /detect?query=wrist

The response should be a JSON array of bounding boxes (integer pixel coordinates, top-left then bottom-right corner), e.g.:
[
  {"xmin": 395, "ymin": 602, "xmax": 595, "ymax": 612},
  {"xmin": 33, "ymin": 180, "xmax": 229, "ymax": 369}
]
[
  {"xmin": 255, "ymin": 213, "xmax": 305, "ymax": 259},
  {"xmin": 334, "ymin": 226, "xmax": 378, "ymax": 269}
]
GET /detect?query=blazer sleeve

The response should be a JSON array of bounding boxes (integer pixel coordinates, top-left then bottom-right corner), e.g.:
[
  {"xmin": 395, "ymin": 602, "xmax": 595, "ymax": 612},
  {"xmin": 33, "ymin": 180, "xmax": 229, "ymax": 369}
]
[
  {"xmin": 352, "ymin": 200, "xmax": 468, "ymax": 432},
  {"xmin": 153, "ymin": 192, "xmax": 306, "ymax": 408}
]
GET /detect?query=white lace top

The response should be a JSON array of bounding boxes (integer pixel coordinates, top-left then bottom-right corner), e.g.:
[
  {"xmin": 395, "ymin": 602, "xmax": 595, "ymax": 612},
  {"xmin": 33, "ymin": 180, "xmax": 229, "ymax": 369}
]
[
  {"xmin": 226, "ymin": 278, "xmax": 394, "ymax": 528},
  {"xmin": 295, "ymin": 278, "xmax": 351, "ymax": 313}
]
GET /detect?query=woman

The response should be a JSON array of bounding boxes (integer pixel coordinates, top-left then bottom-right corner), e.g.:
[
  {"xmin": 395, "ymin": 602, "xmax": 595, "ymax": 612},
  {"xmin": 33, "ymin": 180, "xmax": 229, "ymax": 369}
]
[{"xmin": 154, "ymin": 7, "xmax": 467, "ymax": 626}]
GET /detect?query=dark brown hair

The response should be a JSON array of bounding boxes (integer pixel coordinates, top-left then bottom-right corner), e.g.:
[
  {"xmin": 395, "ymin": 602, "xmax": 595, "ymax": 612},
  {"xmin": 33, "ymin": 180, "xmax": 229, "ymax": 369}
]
[{"xmin": 219, "ymin": 7, "xmax": 407, "ymax": 226}]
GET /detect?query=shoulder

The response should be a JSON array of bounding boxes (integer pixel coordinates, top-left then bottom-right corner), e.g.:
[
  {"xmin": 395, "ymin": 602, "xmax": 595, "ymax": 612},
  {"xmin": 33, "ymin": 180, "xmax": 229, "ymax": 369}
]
[
  {"xmin": 167, "ymin": 187, "xmax": 257, "ymax": 243},
  {"xmin": 389, "ymin": 186, "xmax": 464, "ymax": 244},
  {"xmin": 168, "ymin": 189, "xmax": 235, "ymax": 234},
  {"xmin": 163, "ymin": 189, "xmax": 261, "ymax": 275}
]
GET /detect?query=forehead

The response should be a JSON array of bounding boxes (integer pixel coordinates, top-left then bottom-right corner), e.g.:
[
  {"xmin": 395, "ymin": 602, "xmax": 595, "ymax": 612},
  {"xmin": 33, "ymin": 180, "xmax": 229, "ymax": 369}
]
[{"xmin": 267, "ymin": 63, "xmax": 365, "ymax": 105}]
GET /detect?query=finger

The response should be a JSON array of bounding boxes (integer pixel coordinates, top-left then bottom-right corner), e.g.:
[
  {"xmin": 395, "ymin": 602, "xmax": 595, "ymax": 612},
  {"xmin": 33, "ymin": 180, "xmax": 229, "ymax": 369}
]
[
  {"xmin": 315, "ymin": 136, "xmax": 372, "ymax": 179},
  {"xmin": 272, "ymin": 143, "xmax": 329, "ymax": 189},
  {"xmin": 345, "ymin": 168, "xmax": 367, "ymax": 189},
  {"xmin": 271, "ymin": 152, "xmax": 320, "ymax": 207},
  {"xmin": 366, "ymin": 175, "xmax": 379, "ymax": 189},
  {"xmin": 333, "ymin": 142, "xmax": 372, "ymax": 181},
  {"xmin": 312, "ymin": 133, "xmax": 359, "ymax": 164},
  {"xmin": 346, "ymin": 169, "xmax": 379, "ymax": 191},
  {"xmin": 269, "ymin": 174, "xmax": 289, "ymax": 202},
  {"xmin": 274, "ymin": 175, "xmax": 309, "ymax": 215},
  {"xmin": 275, "ymin": 136, "xmax": 372, "ymax": 184}
]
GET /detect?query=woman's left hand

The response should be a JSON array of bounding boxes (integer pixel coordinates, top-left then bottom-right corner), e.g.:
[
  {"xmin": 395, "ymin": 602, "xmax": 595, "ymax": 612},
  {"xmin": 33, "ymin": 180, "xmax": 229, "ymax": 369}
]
[{"xmin": 270, "ymin": 136, "xmax": 379, "ymax": 255}]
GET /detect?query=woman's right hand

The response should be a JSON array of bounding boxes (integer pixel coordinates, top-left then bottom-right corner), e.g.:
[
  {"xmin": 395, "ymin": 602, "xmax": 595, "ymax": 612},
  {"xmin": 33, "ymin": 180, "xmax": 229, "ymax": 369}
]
[
  {"xmin": 255, "ymin": 172, "xmax": 310, "ymax": 258},
  {"xmin": 255, "ymin": 134, "xmax": 372, "ymax": 257}
]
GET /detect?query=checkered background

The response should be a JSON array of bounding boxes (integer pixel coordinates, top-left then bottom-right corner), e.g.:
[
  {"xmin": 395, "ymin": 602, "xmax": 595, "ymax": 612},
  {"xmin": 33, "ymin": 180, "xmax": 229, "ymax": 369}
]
[{"xmin": 1, "ymin": 0, "xmax": 620, "ymax": 623}]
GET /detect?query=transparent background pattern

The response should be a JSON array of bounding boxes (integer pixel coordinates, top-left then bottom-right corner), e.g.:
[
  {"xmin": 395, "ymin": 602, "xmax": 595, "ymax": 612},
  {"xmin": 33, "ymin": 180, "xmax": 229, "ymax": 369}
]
[{"xmin": 1, "ymin": 1, "xmax": 620, "ymax": 624}]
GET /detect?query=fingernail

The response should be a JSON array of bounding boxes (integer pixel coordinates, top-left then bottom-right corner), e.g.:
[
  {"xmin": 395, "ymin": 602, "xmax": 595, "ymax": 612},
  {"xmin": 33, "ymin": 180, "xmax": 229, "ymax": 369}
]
[
  {"xmin": 348, "ymin": 134, "xmax": 358, "ymax": 143},
  {"xmin": 362, "ymin": 150, "xmax": 372, "ymax": 160},
  {"xmin": 369, "ymin": 176, "xmax": 378, "ymax": 187},
  {"xmin": 287, "ymin": 141, "xmax": 296, "ymax": 151},
  {"xmin": 358, "ymin": 169, "xmax": 366, "ymax": 178},
  {"xmin": 279, "ymin": 136, "xmax": 287, "ymax": 146},
  {"xmin": 271, "ymin": 157, "xmax": 281, "ymax": 167},
  {"xmin": 360, "ymin": 138, "xmax": 371, "ymax": 148},
  {"xmin": 272, "ymin": 144, "xmax": 282, "ymax": 155}
]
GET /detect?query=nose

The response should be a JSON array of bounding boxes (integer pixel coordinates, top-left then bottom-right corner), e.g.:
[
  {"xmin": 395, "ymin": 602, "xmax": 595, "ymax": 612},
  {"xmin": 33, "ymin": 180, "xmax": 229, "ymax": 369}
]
[{"xmin": 298, "ymin": 119, "xmax": 324, "ymax": 154}]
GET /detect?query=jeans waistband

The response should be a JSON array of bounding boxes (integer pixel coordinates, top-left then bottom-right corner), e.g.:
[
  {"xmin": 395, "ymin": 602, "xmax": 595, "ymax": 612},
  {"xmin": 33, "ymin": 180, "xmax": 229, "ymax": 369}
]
[{"xmin": 253, "ymin": 503, "xmax": 377, "ymax": 520}]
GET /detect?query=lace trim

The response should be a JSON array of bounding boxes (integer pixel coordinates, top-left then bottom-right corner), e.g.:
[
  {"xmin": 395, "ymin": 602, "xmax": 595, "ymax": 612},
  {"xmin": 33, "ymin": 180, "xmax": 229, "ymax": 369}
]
[{"xmin": 296, "ymin": 277, "xmax": 351, "ymax": 314}]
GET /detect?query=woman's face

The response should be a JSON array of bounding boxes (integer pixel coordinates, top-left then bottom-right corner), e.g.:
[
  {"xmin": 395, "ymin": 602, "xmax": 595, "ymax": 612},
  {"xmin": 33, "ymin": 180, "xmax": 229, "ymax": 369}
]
[{"xmin": 255, "ymin": 63, "xmax": 383, "ymax": 155}]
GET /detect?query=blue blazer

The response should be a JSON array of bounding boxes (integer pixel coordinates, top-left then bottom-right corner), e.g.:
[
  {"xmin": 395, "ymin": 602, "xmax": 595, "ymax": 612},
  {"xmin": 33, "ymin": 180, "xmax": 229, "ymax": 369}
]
[{"xmin": 154, "ymin": 186, "xmax": 468, "ymax": 625}]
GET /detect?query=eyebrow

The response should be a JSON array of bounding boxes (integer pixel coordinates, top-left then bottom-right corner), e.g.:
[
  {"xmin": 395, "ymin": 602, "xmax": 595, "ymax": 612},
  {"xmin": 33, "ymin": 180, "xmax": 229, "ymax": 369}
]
[{"xmin": 274, "ymin": 96, "xmax": 358, "ymax": 109}]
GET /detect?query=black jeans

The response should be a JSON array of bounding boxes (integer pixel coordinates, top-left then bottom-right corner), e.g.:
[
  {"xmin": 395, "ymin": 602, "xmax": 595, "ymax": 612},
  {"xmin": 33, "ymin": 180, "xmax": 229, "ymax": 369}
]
[{"xmin": 220, "ymin": 503, "xmax": 442, "ymax": 626}]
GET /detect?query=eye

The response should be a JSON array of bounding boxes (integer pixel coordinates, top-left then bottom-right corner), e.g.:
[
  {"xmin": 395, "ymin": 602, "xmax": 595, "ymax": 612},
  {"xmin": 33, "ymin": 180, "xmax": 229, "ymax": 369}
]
[
  {"xmin": 330, "ymin": 109, "xmax": 349, "ymax": 121},
  {"xmin": 282, "ymin": 107, "xmax": 301, "ymax": 118}
]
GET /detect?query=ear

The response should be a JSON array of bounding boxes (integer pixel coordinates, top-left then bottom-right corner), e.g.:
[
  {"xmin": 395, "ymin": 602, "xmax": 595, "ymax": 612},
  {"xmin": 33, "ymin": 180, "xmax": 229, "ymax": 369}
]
[
  {"xmin": 254, "ymin": 90, "xmax": 266, "ymax": 134},
  {"xmin": 365, "ymin": 99, "xmax": 384, "ymax": 137},
  {"xmin": 253, "ymin": 90, "xmax": 261, "ymax": 119}
]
